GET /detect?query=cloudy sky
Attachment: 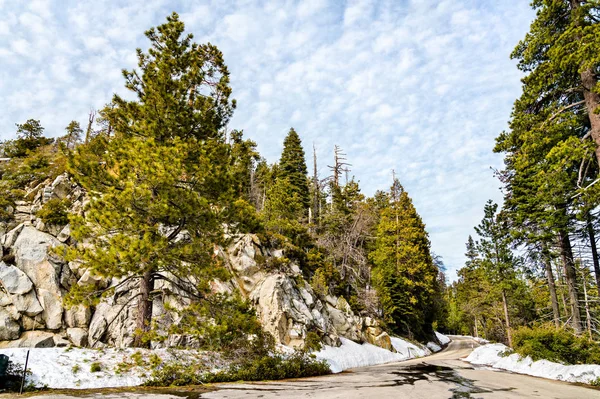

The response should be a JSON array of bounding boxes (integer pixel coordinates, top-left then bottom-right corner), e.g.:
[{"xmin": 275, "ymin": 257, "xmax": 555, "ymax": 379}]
[{"xmin": 0, "ymin": 0, "xmax": 535, "ymax": 280}]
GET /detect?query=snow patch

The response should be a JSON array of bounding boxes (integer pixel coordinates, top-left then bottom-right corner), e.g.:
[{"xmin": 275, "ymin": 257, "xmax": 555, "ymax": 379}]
[
  {"xmin": 427, "ymin": 342, "xmax": 442, "ymax": 352},
  {"xmin": 316, "ymin": 337, "xmax": 431, "ymax": 373},
  {"xmin": 435, "ymin": 331, "xmax": 451, "ymax": 345},
  {"xmin": 465, "ymin": 343, "xmax": 600, "ymax": 385},
  {"xmin": 0, "ymin": 347, "xmax": 219, "ymax": 389}
]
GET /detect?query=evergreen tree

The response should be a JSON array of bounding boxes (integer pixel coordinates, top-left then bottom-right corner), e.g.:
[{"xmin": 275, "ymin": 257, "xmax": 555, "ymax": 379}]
[
  {"xmin": 492, "ymin": 0, "xmax": 600, "ymax": 334},
  {"xmin": 279, "ymin": 128, "xmax": 310, "ymax": 211},
  {"xmin": 66, "ymin": 13, "xmax": 235, "ymax": 347},
  {"xmin": 475, "ymin": 201, "xmax": 520, "ymax": 346},
  {"xmin": 62, "ymin": 121, "xmax": 83, "ymax": 149},
  {"xmin": 4, "ymin": 119, "xmax": 53, "ymax": 157},
  {"xmin": 369, "ymin": 179, "xmax": 438, "ymax": 339}
]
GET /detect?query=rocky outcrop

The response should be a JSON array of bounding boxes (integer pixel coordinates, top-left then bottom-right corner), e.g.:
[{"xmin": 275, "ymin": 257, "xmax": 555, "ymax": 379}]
[
  {"xmin": 223, "ymin": 235, "xmax": 393, "ymax": 350},
  {"xmin": 0, "ymin": 173, "xmax": 394, "ymax": 352}
]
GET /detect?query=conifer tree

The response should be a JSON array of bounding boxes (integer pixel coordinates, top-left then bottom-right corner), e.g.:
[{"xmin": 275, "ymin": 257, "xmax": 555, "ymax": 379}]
[
  {"xmin": 66, "ymin": 13, "xmax": 235, "ymax": 347},
  {"xmin": 370, "ymin": 179, "xmax": 438, "ymax": 339},
  {"xmin": 62, "ymin": 121, "xmax": 83, "ymax": 149},
  {"xmin": 474, "ymin": 201, "xmax": 519, "ymax": 346},
  {"xmin": 279, "ymin": 128, "xmax": 310, "ymax": 211}
]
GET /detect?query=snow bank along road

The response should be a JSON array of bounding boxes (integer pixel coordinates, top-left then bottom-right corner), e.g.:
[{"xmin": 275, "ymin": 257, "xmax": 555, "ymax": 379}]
[{"xmin": 12, "ymin": 337, "xmax": 600, "ymax": 398}]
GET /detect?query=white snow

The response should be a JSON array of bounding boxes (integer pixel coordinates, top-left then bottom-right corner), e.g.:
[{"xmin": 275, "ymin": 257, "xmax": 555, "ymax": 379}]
[
  {"xmin": 0, "ymin": 346, "xmax": 219, "ymax": 389},
  {"xmin": 316, "ymin": 336, "xmax": 431, "ymax": 373},
  {"xmin": 435, "ymin": 331, "xmax": 451, "ymax": 345},
  {"xmin": 427, "ymin": 342, "xmax": 442, "ymax": 352},
  {"xmin": 390, "ymin": 336, "xmax": 431, "ymax": 358},
  {"xmin": 465, "ymin": 343, "xmax": 600, "ymax": 385},
  {"xmin": 2, "ymin": 335, "xmax": 441, "ymax": 388}
]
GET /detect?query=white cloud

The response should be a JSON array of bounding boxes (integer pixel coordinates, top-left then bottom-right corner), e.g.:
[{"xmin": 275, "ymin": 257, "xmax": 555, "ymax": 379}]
[{"xmin": 0, "ymin": 0, "xmax": 535, "ymax": 281}]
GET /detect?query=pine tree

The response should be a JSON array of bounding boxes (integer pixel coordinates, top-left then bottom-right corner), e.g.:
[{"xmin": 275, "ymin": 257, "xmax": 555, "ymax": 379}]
[
  {"xmin": 4, "ymin": 119, "xmax": 53, "ymax": 157},
  {"xmin": 66, "ymin": 13, "xmax": 235, "ymax": 347},
  {"xmin": 62, "ymin": 121, "xmax": 83, "ymax": 149},
  {"xmin": 474, "ymin": 201, "xmax": 519, "ymax": 346},
  {"xmin": 369, "ymin": 179, "xmax": 438, "ymax": 339},
  {"xmin": 279, "ymin": 128, "xmax": 310, "ymax": 211},
  {"xmin": 492, "ymin": 0, "xmax": 600, "ymax": 334}
]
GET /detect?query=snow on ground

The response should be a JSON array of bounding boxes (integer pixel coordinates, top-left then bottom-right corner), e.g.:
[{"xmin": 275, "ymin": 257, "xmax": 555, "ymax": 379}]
[
  {"xmin": 390, "ymin": 336, "xmax": 430, "ymax": 358},
  {"xmin": 316, "ymin": 336, "xmax": 432, "ymax": 373},
  {"xmin": 0, "ymin": 347, "xmax": 221, "ymax": 389},
  {"xmin": 465, "ymin": 343, "xmax": 600, "ymax": 385},
  {"xmin": 2, "ymin": 335, "xmax": 444, "ymax": 388},
  {"xmin": 427, "ymin": 342, "xmax": 442, "ymax": 352},
  {"xmin": 435, "ymin": 331, "xmax": 451, "ymax": 345},
  {"xmin": 449, "ymin": 334, "xmax": 489, "ymax": 344}
]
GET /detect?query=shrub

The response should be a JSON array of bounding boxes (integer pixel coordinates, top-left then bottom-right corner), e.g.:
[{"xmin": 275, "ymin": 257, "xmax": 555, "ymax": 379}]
[
  {"xmin": 90, "ymin": 362, "xmax": 102, "ymax": 372},
  {"xmin": 303, "ymin": 332, "xmax": 323, "ymax": 353},
  {"xmin": 513, "ymin": 325, "xmax": 600, "ymax": 365},
  {"xmin": 146, "ymin": 351, "xmax": 330, "ymax": 386},
  {"xmin": 36, "ymin": 198, "xmax": 70, "ymax": 226}
]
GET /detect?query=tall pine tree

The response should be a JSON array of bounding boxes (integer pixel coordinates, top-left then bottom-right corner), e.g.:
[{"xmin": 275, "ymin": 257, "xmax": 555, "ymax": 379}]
[
  {"xmin": 66, "ymin": 13, "xmax": 235, "ymax": 347},
  {"xmin": 370, "ymin": 179, "xmax": 438, "ymax": 339},
  {"xmin": 279, "ymin": 128, "xmax": 310, "ymax": 211}
]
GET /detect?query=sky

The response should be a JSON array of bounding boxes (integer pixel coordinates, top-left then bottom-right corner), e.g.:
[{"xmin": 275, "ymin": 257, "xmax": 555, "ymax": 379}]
[{"xmin": 0, "ymin": 0, "xmax": 536, "ymax": 281}]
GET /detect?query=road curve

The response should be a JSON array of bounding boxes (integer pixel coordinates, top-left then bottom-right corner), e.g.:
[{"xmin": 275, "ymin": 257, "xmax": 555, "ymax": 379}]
[
  {"xmin": 14, "ymin": 337, "xmax": 600, "ymax": 398},
  {"xmin": 200, "ymin": 336, "xmax": 600, "ymax": 399}
]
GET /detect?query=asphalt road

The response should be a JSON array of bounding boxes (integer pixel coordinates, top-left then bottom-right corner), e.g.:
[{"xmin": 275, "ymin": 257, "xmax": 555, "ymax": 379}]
[{"xmin": 15, "ymin": 336, "xmax": 600, "ymax": 398}]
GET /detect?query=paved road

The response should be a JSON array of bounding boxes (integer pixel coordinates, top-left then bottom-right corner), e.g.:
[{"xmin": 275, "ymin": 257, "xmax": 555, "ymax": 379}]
[
  {"xmin": 201, "ymin": 337, "xmax": 600, "ymax": 399},
  {"xmin": 15, "ymin": 337, "xmax": 600, "ymax": 398}
]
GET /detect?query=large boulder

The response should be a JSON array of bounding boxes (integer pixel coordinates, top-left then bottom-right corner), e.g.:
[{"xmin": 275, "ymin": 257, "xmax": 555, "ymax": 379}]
[
  {"xmin": 225, "ymin": 235, "xmax": 266, "ymax": 295},
  {"xmin": 0, "ymin": 308, "xmax": 20, "ymax": 340},
  {"xmin": 38, "ymin": 288, "xmax": 63, "ymax": 330},
  {"xmin": 0, "ymin": 261, "xmax": 33, "ymax": 295},
  {"xmin": 12, "ymin": 227, "xmax": 62, "ymax": 292},
  {"xmin": 64, "ymin": 305, "xmax": 91, "ymax": 328},
  {"xmin": 10, "ymin": 290, "xmax": 43, "ymax": 317},
  {"xmin": 67, "ymin": 328, "xmax": 88, "ymax": 347},
  {"xmin": 0, "ymin": 331, "xmax": 56, "ymax": 348}
]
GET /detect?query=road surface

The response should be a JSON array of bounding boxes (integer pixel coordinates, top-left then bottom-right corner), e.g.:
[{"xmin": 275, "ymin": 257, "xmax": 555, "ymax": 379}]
[{"xmin": 12, "ymin": 337, "xmax": 600, "ymax": 398}]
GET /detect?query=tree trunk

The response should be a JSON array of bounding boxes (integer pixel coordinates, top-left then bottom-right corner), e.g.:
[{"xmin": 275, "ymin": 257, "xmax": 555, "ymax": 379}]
[
  {"xmin": 543, "ymin": 253, "xmax": 561, "ymax": 328},
  {"xmin": 570, "ymin": 1, "xmax": 600, "ymax": 165},
  {"xmin": 555, "ymin": 261, "xmax": 568, "ymax": 319},
  {"xmin": 133, "ymin": 270, "xmax": 154, "ymax": 348},
  {"xmin": 501, "ymin": 289, "xmax": 512, "ymax": 347},
  {"xmin": 586, "ymin": 213, "xmax": 600, "ymax": 297},
  {"xmin": 582, "ymin": 268, "xmax": 593, "ymax": 337},
  {"xmin": 558, "ymin": 230, "xmax": 583, "ymax": 334},
  {"xmin": 582, "ymin": 67, "xmax": 600, "ymax": 166},
  {"xmin": 473, "ymin": 316, "xmax": 479, "ymax": 338}
]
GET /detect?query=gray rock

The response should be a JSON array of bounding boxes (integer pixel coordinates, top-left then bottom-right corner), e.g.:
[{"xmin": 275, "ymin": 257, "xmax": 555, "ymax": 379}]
[
  {"xmin": 64, "ymin": 305, "xmax": 91, "ymax": 328},
  {"xmin": 11, "ymin": 290, "xmax": 43, "ymax": 316},
  {"xmin": 1, "ymin": 223, "xmax": 24, "ymax": 247},
  {"xmin": 50, "ymin": 174, "xmax": 71, "ymax": 199},
  {"xmin": 38, "ymin": 288, "xmax": 63, "ymax": 330},
  {"xmin": 0, "ymin": 308, "xmax": 20, "ymax": 340},
  {"xmin": 67, "ymin": 328, "xmax": 88, "ymax": 347},
  {"xmin": 6, "ymin": 331, "xmax": 55, "ymax": 348},
  {"xmin": 0, "ymin": 261, "xmax": 33, "ymax": 294},
  {"xmin": 57, "ymin": 224, "xmax": 71, "ymax": 243},
  {"xmin": 13, "ymin": 227, "xmax": 62, "ymax": 289}
]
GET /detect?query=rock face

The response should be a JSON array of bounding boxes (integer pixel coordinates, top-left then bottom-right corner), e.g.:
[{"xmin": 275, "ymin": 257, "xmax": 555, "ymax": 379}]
[
  {"xmin": 223, "ymin": 235, "xmax": 392, "ymax": 349},
  {"xmin": 0, "ymin": 173, "xmax": 395, "ymax": 351}
]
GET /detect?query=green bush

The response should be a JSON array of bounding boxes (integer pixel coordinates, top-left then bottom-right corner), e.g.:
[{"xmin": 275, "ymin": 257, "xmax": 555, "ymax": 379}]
[
  {"xmin": 90, "ymin": 362, "xmax": 102, "ymax": 372},
  {"xmin": 303, "ymin": 331, "xmax": 323, "ymax": 353},
  {"xmin": 146, "ymin": 351, "xmax": 330, "ymax": 386},
  {"xmin": 513, "ymin": 325, "xmax": 600, "ymax": 365},
  {"xmin": 36, "ymin": 198, "xmax": 70, "ymax": 226}
]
